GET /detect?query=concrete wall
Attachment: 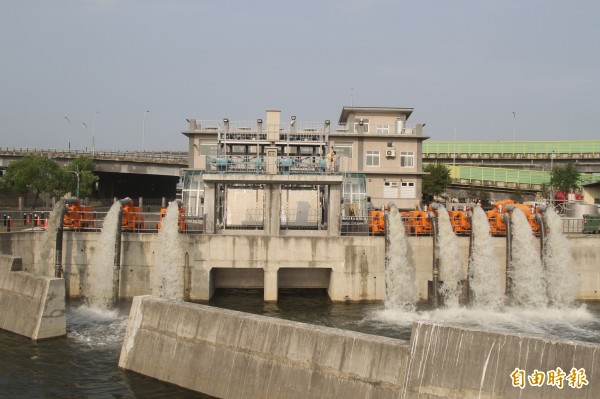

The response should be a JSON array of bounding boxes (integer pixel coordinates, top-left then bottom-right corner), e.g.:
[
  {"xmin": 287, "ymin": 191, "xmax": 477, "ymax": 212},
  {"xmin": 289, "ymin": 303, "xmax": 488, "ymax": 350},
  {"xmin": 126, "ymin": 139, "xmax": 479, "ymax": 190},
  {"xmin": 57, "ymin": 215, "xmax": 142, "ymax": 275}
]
[
  {"xmin": 1, "ymin": 231, "xmax": 599, "ymax": 302},
  {"xmin": 406, "ymin": 321, "xmax": 600, "ymax": 398},
  {"xmin": 119, "ymin": 296, "xmax": 411, "ymax": 399},
  {"xmin": 120, "ymin": 296, "xmax": 600, "ymax": 399},
  {"xmin": 0, "ymin": 254, "xmax": 66, "ymax": 340}
]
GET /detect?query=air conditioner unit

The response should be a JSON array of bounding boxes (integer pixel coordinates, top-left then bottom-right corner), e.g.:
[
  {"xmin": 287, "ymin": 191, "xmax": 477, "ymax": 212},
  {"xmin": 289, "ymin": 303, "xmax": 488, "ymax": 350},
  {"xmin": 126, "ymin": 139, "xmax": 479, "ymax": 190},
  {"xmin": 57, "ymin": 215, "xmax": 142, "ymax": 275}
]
[{"xmin": 386, "ymin": 148, "xmax": 396, "ymax": 158}]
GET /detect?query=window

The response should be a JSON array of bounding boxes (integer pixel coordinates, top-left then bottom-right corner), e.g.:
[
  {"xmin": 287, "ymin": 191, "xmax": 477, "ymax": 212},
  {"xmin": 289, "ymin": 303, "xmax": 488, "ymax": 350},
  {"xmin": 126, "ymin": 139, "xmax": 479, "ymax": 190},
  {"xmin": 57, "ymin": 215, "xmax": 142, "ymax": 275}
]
[
  {"xmin": 334, "ymin": 143, "xmax": 353, "ymax": 158},
  {"xmin": 199, "ymin": 142, "xmax": 218, "ymax": 156},
  {"xmin": 400, "ymin": 182, "xmax": 416, "ymax": 198},
  {"xmin": 366, "ymin": 150, "xmax": 380, "ymax": 167},
  {"xmin": 400, "ymin": 151, "xmax": 414, "ymax": 167},
  {"xmin": 376, "ymin": 125, "xmax": 389, "ymax": 134},
  {"xmin": 384, "ymin": 181, "xmax": 398, "ymax": 198},
  {"xmin": 353, "ymin": 118, "xmax": 369, "ymax": 133}
]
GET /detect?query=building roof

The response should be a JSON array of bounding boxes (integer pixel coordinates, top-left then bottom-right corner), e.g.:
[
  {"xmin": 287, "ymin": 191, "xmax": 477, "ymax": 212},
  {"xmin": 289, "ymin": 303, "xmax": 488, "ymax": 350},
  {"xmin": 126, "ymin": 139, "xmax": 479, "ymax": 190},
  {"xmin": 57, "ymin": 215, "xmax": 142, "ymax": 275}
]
[{"xmin": 338, "ymin": 106, "xmax": 414, "ymax": 124}]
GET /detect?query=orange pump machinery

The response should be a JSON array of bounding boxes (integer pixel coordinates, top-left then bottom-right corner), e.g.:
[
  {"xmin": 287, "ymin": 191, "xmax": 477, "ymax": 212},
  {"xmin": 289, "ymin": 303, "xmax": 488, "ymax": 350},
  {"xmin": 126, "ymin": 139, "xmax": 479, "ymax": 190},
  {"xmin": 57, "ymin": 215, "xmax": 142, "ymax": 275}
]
[
  {"xmin": 447, "ymin": 209, "xmax": 472, "ymax": 235},
  {"xmin": 405, "ymin": 210, "xmax": 434, "ymax": 235},
  {"xmin": 486, "ymin": 199, "xmax": 541, "ymax": 236},
  {"xmin": 62, "ymin": 200, "xmax": 95, "ymax": 230},
  {"xmin": 508, "ymin": 202, "xmax": 541, "ymax": 235},
  {"xmin": 486, "ymin": 199, "xmax": 512, "ymax": 236},
  {"xmin": 158, "ymin": 202, "xmax": 187, "ymax": 232},
  {"xmin": 121, "ymin": 200, "xmax": 145, "ymax": 231},
  {"xmin": 368, "ymin": 210, "xmax": 386, "ymax": 235}
]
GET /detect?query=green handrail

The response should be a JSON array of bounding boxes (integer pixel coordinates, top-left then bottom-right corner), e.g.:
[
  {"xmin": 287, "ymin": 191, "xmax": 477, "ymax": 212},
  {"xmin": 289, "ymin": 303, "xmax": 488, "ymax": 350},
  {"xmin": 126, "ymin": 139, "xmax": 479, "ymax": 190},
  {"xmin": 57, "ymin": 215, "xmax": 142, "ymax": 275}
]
[
  {"xmin": 423, "ymin": 140, "xmax": 600, "ymax": 155},
  {"xmin": 446, "ymin": 165, "xmax": 600, "ymax": 186}
]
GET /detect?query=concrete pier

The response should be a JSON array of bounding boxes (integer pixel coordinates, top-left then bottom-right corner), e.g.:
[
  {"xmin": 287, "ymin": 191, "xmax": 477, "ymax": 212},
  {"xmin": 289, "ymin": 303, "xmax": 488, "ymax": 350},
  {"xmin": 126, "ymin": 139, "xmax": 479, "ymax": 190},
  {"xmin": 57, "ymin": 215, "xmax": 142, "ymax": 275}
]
[
  {"xmin": 120, "ymin": 296, "xmax": 600, "ymax": 399},
  {"xmin": 0, "ymin": 254, "xmax": 66, "ymax": 340}
]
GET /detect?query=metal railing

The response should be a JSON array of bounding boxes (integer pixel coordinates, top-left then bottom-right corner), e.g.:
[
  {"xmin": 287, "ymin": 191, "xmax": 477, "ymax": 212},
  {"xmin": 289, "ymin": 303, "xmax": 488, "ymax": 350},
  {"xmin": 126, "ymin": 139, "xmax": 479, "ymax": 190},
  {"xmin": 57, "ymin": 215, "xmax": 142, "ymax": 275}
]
[
  {"xmin": 205, "ymin": 155, "xmax": 339, "ymax": 175},
  {"xmin": 0, "ymin": 147, "xmax": 188, "ymax": 164},
  {"xmin": 1, "ymin": 210, "xmax": 597, "ymax": 236}
]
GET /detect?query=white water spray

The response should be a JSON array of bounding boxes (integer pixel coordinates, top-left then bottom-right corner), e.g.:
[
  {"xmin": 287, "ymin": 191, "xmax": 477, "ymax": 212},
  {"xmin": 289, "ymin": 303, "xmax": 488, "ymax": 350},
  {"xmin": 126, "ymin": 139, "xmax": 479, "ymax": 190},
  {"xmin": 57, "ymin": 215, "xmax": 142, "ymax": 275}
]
[
  {"xmin": 86, "ymin": 202, "xmax": 122, "ymax": 309},
  {"xmin": 469, "ymin": 207, "xmax": 503, "ymax": 309},
  {"xmin": 37, "ymin": 200, "xmax": 65, "ymax": 276},
  {"xmin": 543, "ymin": 208, "xmax": 579, "ymax": 307},
  {"xmin": 385, "ymin": 205, "xmax": 418, "ymax": 310},
  {"xmin": 435, "ymin": 207, "xmax": 462, "ymax": 307},
  {"xmin": 151, "ymin": 201, "xmax": 185, "ymax": 300},
  {"xmin": 509, "ymin": 208, "xmax": 547, "ymax": 307}
]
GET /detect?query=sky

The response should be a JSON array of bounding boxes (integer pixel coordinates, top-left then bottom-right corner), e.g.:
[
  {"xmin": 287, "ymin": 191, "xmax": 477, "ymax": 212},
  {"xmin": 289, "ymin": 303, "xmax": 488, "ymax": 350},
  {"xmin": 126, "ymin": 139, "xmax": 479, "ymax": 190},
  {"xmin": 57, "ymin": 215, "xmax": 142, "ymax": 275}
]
[{"xmin": 1, "ymin": 0, "xmax": 599, "ymax": 151}]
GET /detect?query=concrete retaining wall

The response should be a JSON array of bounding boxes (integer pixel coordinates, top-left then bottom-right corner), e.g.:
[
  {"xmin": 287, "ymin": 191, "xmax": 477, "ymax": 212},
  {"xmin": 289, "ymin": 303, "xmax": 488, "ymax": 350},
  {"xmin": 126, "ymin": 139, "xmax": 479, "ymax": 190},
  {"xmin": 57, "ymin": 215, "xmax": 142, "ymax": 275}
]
[
  {"xmin": 119, "ymin": 296, "xmax": 410, "ymax": 399},
  {"xmin": 0, "ymin": 254, "xmax": 66, "ymax": 340},
  {"xmin": 407, "ymin": 322, "xmax": 600, "ymax": 398},
  {"xmin": 120, "ymin": 296, "xmax": 600, "ymax": 399}
]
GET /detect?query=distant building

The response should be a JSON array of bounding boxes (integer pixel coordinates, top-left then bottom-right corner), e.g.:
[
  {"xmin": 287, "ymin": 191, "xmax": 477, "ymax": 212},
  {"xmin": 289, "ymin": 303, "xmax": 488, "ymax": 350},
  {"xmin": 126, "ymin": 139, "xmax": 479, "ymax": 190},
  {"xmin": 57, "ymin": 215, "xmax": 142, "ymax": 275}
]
[{"xmin": 331, "ymin": 106, "xmax": 428, "ymax": 210}]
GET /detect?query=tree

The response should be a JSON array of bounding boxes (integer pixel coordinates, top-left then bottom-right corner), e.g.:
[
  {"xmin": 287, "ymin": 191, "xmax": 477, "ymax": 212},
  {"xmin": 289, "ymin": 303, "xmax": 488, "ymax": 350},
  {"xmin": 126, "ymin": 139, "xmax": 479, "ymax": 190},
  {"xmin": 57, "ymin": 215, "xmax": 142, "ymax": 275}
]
[
  {"xmin": 422, "ymin": 163, "xmax": 452, "ymax": 197},
  {"xmin": 550, "ymin": 163, "xmax": 581, "ymax": 193},
  {"xmin": 0, "ymin": 155, "xmax": 67, "ymax": 208},
  {"xmin": 64, "ymin": 156, "xmax": 99, "ymax": 198}
]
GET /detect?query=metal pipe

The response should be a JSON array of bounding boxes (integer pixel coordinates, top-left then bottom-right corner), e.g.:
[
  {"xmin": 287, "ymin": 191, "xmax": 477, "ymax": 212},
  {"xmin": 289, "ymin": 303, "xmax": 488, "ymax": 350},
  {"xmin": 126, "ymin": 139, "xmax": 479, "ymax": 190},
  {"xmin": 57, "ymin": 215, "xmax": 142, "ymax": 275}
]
[
  {"xmin": 503, "ymin": 210, "xmax": 513, "ymax": 301},
  {"xmin": 536, "ymin": 205, "xmax": 548, "ymax": 299},
  {"xmin": 427, "ymin": 206, "xmax": 440, "ymax": 307},
  {"xmin": 466, "ymin": 209, "xmax": 474, "ymax": 304},
  {"xmin": 113, "ymin": 199, "xmax": 128, "ymax": 305},
  {"xmin": 54, "ymin": 198, "xmax": 78, "ymax": 278}
]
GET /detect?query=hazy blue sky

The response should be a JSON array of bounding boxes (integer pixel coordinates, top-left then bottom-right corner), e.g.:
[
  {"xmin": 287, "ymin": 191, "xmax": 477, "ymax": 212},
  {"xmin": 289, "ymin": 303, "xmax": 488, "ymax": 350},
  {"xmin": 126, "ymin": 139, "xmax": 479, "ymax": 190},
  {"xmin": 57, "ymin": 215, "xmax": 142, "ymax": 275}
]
[{"xmin": 1, "ymin": 0, "xmax": 598, "ymax": 151}]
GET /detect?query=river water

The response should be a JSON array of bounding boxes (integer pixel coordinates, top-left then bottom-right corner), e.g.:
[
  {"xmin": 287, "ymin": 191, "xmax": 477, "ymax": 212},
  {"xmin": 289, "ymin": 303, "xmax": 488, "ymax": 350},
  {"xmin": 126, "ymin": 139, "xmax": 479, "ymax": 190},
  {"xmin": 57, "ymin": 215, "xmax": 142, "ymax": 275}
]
[{"xmin": 2, "ymin": 290, "xmax": 600, "ymax": 398}]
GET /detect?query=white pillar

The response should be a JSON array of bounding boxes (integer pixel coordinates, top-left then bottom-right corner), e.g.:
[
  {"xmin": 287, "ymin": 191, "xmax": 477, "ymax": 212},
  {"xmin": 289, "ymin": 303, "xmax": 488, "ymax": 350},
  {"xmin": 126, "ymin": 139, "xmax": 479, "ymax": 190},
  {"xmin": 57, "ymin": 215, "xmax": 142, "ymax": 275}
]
[{"xmin": 264, "ymin": 269, "xmax": 278, "ymax": 302}]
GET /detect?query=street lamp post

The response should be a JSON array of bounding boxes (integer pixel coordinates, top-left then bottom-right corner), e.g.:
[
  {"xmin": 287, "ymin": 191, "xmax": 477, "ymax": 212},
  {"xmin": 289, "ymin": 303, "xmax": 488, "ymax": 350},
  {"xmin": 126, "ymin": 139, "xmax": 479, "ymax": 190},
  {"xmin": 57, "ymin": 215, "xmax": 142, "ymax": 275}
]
[
  {"xmin": 512, "ymin": 111, "xmax": 516, "ymax": 154},
  {"xmin": 453, "ymin": 126, "xmax": 457, "ymax": 167},
  {"xmin": 64, "ymin": 116, "xmax": 71, "ymax": 150},
  {"xmin": 82, "ymin": 123, "xmax": 88, "ymax": 151},
  {"xmin": 92, "ymin": 111, "xmax": 101, "ymax": 155},
  {"xmin": 142, "ymin": 110, "xmax": 150, "ymax": 152}
]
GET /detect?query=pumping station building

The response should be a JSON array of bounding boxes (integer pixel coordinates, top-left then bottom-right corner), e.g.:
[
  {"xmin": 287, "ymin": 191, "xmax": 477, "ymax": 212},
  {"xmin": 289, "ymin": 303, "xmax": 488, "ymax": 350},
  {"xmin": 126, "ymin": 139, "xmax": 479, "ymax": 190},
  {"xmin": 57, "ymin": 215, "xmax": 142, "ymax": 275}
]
[{"xmin": 180, "ymin": 106, "xmax": 429, "ymax": 235}]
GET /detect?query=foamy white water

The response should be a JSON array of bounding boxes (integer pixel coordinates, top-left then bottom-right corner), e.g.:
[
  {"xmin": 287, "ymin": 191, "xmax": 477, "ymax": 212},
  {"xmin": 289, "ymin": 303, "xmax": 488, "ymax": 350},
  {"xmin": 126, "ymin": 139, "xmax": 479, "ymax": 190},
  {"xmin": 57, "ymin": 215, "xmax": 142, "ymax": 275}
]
[
  {"xmin": 509, "ymin": 208, "xmax": 547, "ymax": 307},
  {"xmin": 435, "ymin": 207, "xmax": 462, "ymax": 307},
  {"xmin": 543, "ymin": 208, "xmax": 579, "ymax": 307},
  {"xmin": 385, "ymin": 205, "xmax": 418, "ymax": 310},
  {"xmin": 469, "ymin": 206, "xmax": 503, "ymax": 309},
  {"xmin": 68, "ymin": 305, "xmax": 127, "ymax": 347},
  {"xmin": 86, "ymin": 201, "xmax": 122, "ymax": 309},
  {"xmin": 37, "ymin": 200, "xmax": 66, "ymax": 276},
  {"xmin": 151, "ymin": 201, "xmax": 185, "ymax": 300},
  {"xmin": 373, "ymin": 304, "xmax": 599, "ymax": 343}
]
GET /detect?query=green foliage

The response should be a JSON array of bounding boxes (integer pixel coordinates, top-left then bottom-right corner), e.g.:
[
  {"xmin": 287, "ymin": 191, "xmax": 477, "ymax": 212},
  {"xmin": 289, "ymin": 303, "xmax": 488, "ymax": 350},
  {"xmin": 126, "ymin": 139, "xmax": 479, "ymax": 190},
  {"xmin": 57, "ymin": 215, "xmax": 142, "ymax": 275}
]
[
  {"xmin": 0, "ymin": 155, "xmax": 67, "ymax": 207},
  {"xmin": 64, "ymin": 156, "xmax": 99, "ymax": 198},
  {"xmin": 550, "ymin": 163, "xmax": 581, "ymax": 193},
  {"xmin": 422, "ymin": 163, "xmax": 452, "ymax": 196}
]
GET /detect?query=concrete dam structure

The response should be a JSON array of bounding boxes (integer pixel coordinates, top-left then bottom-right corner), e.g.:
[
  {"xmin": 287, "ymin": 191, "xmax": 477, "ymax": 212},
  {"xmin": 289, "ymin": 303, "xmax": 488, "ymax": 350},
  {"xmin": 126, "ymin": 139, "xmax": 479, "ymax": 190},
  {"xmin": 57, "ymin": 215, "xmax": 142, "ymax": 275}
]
[
  {"xmin": 0, "ymin": 254, "xmax": 65, "ymax": 340},
  {"xmin": 120, "ymin": 296, "xmax": 599, "ymax": 399},
  {"xmin": 1, "ymin": 230, "xmax": 600, "ymax": 303}
]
